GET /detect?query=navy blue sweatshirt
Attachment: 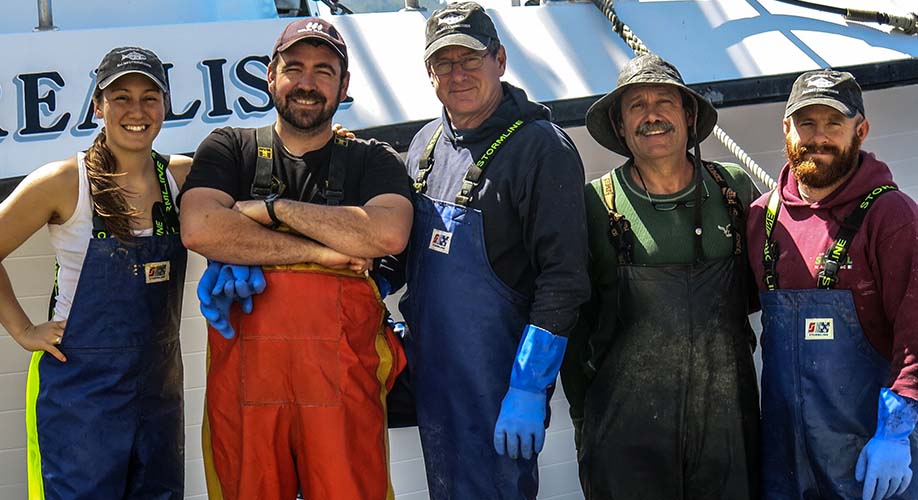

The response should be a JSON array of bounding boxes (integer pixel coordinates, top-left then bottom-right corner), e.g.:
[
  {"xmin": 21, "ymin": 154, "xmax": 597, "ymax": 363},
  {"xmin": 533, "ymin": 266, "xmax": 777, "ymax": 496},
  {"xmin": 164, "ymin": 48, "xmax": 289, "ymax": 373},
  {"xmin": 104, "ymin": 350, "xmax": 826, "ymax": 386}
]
[{"xmin": 382, "ymin": 83, "xmax": 589, "ymax": 337}]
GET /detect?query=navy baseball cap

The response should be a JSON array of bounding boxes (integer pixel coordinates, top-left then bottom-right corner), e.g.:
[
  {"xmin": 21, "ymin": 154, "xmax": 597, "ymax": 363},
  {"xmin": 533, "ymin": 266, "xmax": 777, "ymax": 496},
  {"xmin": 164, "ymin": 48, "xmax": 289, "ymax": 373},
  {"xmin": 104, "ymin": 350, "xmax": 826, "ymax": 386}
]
[
  {"xmin": 785, "ymin": 69, "xmax": 864, "ymax": 118},
  {"xmin": 95, "ymin": 46, "xmax": 168, "ymax": 93}
]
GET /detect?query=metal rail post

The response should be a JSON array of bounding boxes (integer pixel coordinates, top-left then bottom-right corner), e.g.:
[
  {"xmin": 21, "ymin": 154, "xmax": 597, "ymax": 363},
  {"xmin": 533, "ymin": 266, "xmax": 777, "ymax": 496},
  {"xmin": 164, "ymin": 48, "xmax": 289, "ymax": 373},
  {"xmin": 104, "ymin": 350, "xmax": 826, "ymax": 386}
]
[{"xmin": 35, "ymin": 0, "xmax": 58, "ymax": 31}]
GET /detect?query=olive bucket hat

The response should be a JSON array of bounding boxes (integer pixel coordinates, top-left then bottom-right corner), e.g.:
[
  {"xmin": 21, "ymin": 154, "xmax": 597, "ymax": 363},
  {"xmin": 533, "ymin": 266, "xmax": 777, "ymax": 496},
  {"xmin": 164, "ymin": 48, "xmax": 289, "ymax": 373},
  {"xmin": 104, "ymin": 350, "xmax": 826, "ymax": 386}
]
[{"xmin": 585, "ymin": 54, "xmax": 718, "ymax": 157}]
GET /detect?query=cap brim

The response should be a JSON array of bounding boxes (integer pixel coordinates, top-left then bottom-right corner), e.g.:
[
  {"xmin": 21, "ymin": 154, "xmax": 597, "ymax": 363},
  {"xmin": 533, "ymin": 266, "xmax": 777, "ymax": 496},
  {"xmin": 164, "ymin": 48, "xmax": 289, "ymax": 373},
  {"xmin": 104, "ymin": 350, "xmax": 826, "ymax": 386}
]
[
  {"xmin": 424, "ymin": 33, "xmax": 488, "ymax": 61},
  {"xmin": 98, "ymin": 70, "xmax": 168, "ymax": 93},
  {"xmin": 585, "ymin": 87, "xmax": 629, "ymax": 156},
  {"xmin": 784, "ymin": 97, "xmax": 855, "ymax": 118},
  {"xmin": 586, "ymin": 81, "xmax": 718, "ymax": 157}
]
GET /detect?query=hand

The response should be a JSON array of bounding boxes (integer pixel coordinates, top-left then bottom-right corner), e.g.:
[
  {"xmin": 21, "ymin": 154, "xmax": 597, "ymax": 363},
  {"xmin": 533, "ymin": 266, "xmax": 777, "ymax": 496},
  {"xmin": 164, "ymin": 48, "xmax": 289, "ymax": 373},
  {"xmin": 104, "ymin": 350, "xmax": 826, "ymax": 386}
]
[
  {"xmin": 493, "ymin": 387, "xmax": 547, "ymax": 460},
  {"xmin": 332, "ymin": 123, "xmax": 356, "ymax": 139},
  {"xmin": 197, "ymin": 261, "xmax": 236, "ymax": 339},
  {"xmin": 215, "ymin": 264, "xmax": 267, "ymax": 314},
  {"xmin": 856, "ymin": 436, "xmax": 912, "ymax": 500},
  {"xmin": 856, "ymin": 388, "xmax": 918, "ymax": 500},
  {"xmin": 313, "ymin": 245, "xmax": 371, "ymax": 273},
  {"xmin": 15, "ymin": 321, "xmax": 67, "ymax": 363},
  {"xmin": 233, "ymin": 200, "xmax": 272, "ymax": 226}
]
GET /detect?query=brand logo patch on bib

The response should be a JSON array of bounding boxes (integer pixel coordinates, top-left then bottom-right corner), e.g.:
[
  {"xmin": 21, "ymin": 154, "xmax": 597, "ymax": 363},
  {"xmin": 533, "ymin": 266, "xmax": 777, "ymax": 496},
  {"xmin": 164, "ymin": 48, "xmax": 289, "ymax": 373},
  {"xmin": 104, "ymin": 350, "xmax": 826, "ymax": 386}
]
[
  {"xmin": 805, "ymin": 318, "xmax": 834, "ymax": 340},
  {"xmin": 144, "ymin": 261, "xmax": 171, "ymax": 284},
  {"xmin": 429, "ymin": 229, "xmax": 453, "ymax": 254}
]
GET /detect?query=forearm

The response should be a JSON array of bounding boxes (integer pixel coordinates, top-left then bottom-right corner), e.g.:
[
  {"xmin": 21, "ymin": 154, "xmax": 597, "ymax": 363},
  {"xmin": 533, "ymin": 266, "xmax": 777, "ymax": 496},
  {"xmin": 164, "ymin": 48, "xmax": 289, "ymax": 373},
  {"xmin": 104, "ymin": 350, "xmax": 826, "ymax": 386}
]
[
  {"xmin": 0, "ymin": 264, "xmax": 34, "ymax": 342},
  {"xmin": 182, "ymin": 204, "xmax": 334, "ymax": 265},
  {"xmin": 274, "ymin": 198, "xmax": 409, "ymax": 258}
]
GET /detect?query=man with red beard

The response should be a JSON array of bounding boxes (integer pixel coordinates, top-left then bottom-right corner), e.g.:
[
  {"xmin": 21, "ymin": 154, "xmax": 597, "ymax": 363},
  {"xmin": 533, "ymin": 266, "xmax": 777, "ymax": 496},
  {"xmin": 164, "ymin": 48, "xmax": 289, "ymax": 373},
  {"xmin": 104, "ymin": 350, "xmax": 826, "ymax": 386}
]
[
  {"xmin": 179, "ymin": 18, "xmax": 413, "ymax": 500},
  {"xmin": 747, "ymin": 69, "xmax": 918, "ymax": 500}
]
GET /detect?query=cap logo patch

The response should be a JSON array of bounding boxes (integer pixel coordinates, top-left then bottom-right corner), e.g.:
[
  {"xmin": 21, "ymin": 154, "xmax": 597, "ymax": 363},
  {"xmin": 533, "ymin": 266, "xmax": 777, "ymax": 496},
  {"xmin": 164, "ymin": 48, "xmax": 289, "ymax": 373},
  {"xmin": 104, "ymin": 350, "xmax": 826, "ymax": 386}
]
[
  {"xmin": 805, "ymin": 75, "xmax": 835, "ymax": 88},
  {"xmin": 122, "ymin": 51, "xmax": 147, "ymax": 62},
  {"xmin": 298, "ymin": 22, "xmax": 324, "ymax": 33},
  {"xmin": 439, "ymin": 14, "xmax": 465, "ymax": 26}
]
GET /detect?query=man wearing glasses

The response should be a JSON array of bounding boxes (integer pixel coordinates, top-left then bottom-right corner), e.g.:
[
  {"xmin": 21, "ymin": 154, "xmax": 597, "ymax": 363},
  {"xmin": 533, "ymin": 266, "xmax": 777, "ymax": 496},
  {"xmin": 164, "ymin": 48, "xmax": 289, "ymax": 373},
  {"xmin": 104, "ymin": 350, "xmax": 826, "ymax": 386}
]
[
  {"xmin": 560, "ymin": 54, "xmax": 761, "ymax": 499},
  {"xmin": 379, "ymin": 2, "xmax": 590, "ymax": 498}
]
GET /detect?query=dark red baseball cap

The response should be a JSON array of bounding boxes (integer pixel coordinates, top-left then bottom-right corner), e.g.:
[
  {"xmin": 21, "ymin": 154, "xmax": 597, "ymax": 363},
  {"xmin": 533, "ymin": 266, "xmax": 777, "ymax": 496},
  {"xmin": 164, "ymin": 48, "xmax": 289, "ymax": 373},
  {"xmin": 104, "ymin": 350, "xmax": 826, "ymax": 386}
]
[{"xmin": 273, "ymin": 18, "xmax": 348, "ymax": 69}]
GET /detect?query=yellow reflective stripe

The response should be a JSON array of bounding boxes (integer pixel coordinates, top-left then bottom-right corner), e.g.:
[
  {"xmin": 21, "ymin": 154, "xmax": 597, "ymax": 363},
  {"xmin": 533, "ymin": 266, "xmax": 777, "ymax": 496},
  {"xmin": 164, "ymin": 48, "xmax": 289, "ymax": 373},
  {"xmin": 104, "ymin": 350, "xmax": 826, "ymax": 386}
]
[
  {"xmin": 261, "ymin": 263, "xmax": 365, "ymax": 279},
  {"xmin": 373, "ymin": 323, "xmax": 396, "ymax": 500},
  {"xmin": 764, "ymin": 188, "xmax": 781, "ymax": 238},
  {"xmin": 600, "ymin": 171, "xmax": 616, "ymax": 214},
  {"xmin": 26, "ymin": 351, "xmax": 45, "ymax": 500}
]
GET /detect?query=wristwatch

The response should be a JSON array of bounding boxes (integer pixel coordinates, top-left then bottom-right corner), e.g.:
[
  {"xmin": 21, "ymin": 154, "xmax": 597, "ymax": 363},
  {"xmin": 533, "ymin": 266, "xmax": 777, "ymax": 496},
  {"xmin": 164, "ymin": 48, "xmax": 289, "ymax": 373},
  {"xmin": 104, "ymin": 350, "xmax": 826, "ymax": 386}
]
[{"xmin": 264, "ymin": 193, "xmax": 282, "ymax": 229}]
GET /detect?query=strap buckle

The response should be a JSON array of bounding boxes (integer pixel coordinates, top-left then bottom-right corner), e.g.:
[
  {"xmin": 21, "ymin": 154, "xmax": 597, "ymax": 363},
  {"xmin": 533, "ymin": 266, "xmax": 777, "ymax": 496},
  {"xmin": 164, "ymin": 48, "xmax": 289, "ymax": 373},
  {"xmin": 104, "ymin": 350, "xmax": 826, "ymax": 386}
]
[{"xmin": 817, "ymin": 259, "xmax": 840, "ymax": 289}]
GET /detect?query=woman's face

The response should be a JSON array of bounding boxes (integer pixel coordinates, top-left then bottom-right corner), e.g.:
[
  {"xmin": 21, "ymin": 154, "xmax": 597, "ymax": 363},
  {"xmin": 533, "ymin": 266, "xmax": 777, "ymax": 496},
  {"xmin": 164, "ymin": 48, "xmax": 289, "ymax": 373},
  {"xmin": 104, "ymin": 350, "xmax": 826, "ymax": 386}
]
[{"xmin": 94, "ymin": 73, "xmax": 166, "ymax": 154}]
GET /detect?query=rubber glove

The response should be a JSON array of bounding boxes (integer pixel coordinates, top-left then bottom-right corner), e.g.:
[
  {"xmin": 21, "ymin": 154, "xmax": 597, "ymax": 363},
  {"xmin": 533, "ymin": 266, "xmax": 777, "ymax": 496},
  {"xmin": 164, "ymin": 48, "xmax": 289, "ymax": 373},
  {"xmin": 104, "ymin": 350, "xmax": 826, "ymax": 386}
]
[
  {"xmin": 197, "ymin": 261, "xmax": 235, "ymax": 339},
  {"xmin": 217, "ymin": 264, "xmax": 267, "ymax": 314},
  {"xmin": 494, "ymin": 324, "xmax": 567, "ymax": 460},
  {"xmin": 856, "ymin": 388, "xmax": 918, "ymax": 500},
  {"xmin": 386, "ymin": 317, "xmax": 407, "ymax": 339},
  {"xmin": 370, "ymin": 271, "xmax": 391, "ymax": 300}
]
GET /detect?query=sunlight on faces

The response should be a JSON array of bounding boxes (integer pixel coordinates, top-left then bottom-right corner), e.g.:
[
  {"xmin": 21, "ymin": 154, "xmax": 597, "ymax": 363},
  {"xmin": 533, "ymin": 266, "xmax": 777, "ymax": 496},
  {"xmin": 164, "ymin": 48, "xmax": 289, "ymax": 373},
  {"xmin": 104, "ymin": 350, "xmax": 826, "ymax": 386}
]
[
  {"xmin": 785, "ymin": 106, "xmax": 867, "ymax": 189},
  {"xmin": 270, "ymin": 42, "xmax": 349, "ymax": 135},
  {"xmin": 617, "ymin": 84, "xmax": 691, "ymax": 162},
  {"xmin": 94, "ymin": 73, "xmax": 166, "ymax": 153},
  {"xmin": 428, "ymin": 45, "xmax": 505, "ymax": 128}
]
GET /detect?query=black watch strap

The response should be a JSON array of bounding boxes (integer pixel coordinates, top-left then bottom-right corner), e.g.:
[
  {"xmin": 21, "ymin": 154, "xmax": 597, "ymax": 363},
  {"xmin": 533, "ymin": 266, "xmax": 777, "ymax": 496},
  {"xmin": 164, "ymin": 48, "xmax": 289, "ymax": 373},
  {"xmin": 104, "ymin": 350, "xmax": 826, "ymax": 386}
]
[{"xmin": 264, "ymin": 193, "xmax": 282, "ymax": 229}]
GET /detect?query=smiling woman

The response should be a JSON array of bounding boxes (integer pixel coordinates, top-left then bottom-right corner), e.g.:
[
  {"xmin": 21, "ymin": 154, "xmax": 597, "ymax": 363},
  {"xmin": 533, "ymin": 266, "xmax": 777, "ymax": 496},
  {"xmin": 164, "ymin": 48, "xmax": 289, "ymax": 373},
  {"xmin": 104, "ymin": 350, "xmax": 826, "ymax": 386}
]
[{"xmin": 0, "ymin": 46, "xmax": 192, "ymax": 499}]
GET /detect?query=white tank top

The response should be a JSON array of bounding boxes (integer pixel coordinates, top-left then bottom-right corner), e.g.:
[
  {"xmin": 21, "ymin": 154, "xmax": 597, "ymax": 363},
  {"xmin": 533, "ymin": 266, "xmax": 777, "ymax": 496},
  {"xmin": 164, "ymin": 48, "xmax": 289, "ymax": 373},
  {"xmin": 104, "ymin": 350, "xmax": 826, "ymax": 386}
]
[{"xmin": 47, "ymin": 152, "xmax": 180, "ymax": 321}]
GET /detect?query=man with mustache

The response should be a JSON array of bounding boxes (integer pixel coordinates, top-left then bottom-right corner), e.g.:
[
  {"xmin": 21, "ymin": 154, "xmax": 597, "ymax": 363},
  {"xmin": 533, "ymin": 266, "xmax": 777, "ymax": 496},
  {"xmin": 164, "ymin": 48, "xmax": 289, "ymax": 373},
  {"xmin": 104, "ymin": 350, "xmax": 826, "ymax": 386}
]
[
  {"xmin": 561, "ymin": 53, "xmax": 761, "ymax": 498},
  {"xmin": 748, "ymin": 69, "xmax": 918, "ymax": 500},
  {"xmin": 178, "ymin": 18, "xmax": 413, "ymax": 500}
]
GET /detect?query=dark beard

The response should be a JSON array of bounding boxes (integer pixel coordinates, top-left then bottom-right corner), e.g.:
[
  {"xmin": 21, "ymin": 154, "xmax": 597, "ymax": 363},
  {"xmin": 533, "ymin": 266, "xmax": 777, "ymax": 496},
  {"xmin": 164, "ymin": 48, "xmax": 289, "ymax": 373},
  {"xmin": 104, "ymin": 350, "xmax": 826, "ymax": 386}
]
[
  {"xmin": 274, "ymin": 88, "xmax": 340, "ymax": 135},
  {"xmin": 785, "ymin": 133, "xmax": 861, "ymax": 189}
]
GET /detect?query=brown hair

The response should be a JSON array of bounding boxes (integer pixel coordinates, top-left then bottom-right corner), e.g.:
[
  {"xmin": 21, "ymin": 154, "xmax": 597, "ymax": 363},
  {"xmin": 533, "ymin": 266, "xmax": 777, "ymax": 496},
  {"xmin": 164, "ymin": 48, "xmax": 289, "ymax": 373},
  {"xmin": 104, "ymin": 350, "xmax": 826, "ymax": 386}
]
[{"xmin": 84, "ymin": 90, "xmax": 142, "ymax": 244}]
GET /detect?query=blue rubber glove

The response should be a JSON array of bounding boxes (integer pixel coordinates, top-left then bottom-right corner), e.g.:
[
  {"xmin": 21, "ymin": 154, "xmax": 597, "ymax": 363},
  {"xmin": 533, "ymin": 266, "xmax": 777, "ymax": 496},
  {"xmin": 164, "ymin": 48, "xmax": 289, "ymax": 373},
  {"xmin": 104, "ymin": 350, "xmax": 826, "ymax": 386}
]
[
  {"xmin": 494, "ymin": 324, "xmax": 568, "ymax": 460},
  {"xmin": 216, "ymin": 265, "xmax": 267, "ymax": 314},
  {"xmin": 856, "ymin": 388, "xmax": 918, "ymax": 500},
  {"xmin": 370, "ymin": 271, "xmax": 391, "ymax": 300},
  {"xmin": 386, "ymin": 317, "xmax": 407, "ymax": 339},
  {"xmin": 197, "ymin": 261, "xmax": 235, "ymax": 339}
]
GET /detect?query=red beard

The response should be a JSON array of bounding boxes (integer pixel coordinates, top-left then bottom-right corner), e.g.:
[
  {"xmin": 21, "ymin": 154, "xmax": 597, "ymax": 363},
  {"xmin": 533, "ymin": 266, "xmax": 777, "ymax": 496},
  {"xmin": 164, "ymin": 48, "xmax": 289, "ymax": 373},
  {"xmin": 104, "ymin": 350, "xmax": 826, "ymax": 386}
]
[{"xmin": 785, "ymin": 133, "xmax": 861, "ymax": 189}]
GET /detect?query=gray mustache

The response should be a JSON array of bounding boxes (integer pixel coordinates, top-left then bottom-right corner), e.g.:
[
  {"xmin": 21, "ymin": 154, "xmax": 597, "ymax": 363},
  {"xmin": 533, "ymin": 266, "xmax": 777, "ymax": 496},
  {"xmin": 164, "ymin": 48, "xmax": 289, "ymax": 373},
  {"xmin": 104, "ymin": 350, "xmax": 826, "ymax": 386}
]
[{"xmin": 636, "ymin": 121, "xmax": 675, "ymax": 136}]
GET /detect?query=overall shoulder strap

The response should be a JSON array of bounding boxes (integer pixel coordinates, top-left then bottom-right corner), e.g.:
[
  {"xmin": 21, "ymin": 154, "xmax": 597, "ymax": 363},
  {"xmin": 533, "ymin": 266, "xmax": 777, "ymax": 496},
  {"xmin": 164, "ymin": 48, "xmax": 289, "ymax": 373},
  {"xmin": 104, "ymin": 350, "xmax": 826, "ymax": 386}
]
[
  {"xmin": 761, "ymin": 188, "xmax": 782, "ymax": 290},
  {"xmin": 598, "ymin": 171, "xmax": 634, "ymax": 265},
  {"xmin": 151, "ymin": 150, "xmax": 179, "ymax": 235},
  {"xmin": 817, "ymin": 184, "xmax": 897, "ymax": 289},
  {"xmin": 325, "ymin": 136, "xmax": 351, "ymax": 206},
  {"xmin": 250, "ymin": 125, "xmax": 275, "ymax": 200},
  {"xmin": 414, "ymin": 123, "xmax": 443, "ymax": 194},
  {"xmin": 702, "ymin": 161, "xmax": 744, "ymax": 256},
  {"xmin": 455, "ymin": 119, "xmax": 525, "ymax": 205}
]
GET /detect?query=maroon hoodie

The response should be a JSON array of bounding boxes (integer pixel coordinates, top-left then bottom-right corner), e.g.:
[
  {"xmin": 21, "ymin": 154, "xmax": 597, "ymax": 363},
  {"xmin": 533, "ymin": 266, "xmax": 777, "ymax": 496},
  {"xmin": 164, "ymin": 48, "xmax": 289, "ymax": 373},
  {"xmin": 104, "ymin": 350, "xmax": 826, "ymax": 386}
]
[{"xmin": 747, "ymin": 151, "xmax": 918, "ymax": 400}]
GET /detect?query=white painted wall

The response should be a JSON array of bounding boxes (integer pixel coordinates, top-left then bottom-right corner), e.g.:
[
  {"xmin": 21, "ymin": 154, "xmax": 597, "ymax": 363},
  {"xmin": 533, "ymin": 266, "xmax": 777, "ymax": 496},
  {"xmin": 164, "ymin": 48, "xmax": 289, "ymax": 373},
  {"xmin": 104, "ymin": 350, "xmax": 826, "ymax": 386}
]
[{"xmin": 1, "ymin": 84, "xmax": 915, "ymax": 499}]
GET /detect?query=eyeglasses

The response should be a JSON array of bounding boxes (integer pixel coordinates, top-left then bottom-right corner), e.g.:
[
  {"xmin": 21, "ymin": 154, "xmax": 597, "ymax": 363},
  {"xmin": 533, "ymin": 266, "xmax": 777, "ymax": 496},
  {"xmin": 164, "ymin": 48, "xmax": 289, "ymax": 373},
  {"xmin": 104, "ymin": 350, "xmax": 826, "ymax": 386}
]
[
  {"xmin": 649, "ymin": 183, "xmax": 710, "ymax": 211},
  {"xmin": 634, "ymin": 165, "xmax": 710, "ymax": 211},
  {"xmin": 429, "ymin": 53, "xmax": 489, "ymax": 76}
]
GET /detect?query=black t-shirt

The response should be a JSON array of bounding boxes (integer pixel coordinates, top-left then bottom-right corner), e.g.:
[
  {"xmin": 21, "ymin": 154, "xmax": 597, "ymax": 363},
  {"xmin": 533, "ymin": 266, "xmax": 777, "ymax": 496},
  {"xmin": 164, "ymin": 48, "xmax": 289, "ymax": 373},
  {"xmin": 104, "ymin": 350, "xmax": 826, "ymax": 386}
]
[{"xmin": 180, "ymin": 126, "xmax": 412, "ymax": 206}]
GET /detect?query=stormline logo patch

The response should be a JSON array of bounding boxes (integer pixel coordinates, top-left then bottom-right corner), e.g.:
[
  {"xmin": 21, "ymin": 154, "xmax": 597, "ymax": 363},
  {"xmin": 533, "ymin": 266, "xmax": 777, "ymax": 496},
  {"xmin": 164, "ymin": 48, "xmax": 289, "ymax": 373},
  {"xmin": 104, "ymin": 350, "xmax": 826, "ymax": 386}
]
[
  {"xmin": 805, "ymin": 318, "xmax": 834, "ymax": 340},
  {"xmin": 429, "ymin": 229, "xmax": 453, "ymax": 254}
]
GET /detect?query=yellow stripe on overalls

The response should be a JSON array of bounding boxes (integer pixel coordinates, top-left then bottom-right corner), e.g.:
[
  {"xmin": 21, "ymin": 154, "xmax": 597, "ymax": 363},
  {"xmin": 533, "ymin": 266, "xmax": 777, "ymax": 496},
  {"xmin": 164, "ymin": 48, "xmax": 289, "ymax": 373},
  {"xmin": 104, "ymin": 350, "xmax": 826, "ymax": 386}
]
[{"xmin": 26, "ymin": 351, "xmax": 46, "ymax": 500}]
